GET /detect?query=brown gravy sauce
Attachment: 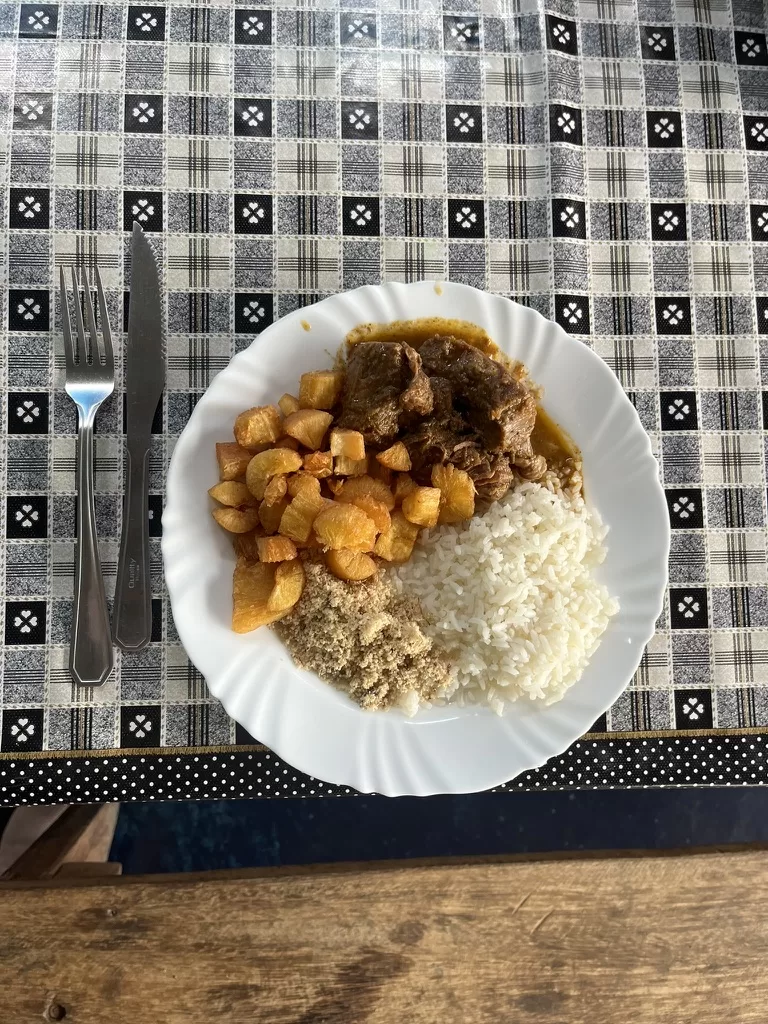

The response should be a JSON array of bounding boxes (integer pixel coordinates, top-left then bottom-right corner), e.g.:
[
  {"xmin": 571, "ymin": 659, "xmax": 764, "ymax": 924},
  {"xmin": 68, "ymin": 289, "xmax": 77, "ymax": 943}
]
[{"xmin": 345, "ymin": 317, "xmax": 580, "ymax": 485}]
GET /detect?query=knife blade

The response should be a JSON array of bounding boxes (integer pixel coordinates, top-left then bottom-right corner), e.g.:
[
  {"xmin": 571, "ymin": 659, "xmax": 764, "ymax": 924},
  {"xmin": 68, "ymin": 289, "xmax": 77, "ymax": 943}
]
[{"xmin": 114, "ymin": 223, "xmax": 165, "ymax": 651}]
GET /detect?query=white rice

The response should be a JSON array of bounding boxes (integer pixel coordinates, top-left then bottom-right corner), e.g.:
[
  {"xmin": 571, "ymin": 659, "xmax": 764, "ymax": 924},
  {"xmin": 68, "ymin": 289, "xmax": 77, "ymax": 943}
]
[{"xmin": 392, "ymin": 480, "xmax": 619, "ymax": 715}]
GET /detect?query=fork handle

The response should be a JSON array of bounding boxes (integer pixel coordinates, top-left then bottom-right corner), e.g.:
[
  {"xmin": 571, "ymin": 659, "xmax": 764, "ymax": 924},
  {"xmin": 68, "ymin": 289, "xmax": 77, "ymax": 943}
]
[
  {"xmin": 71, "ymin": 415, "xmax": 114, "ymax": 686},
  {"xmin": 114, "ymin": 440, "xmax": 152, "ymax": 651}
]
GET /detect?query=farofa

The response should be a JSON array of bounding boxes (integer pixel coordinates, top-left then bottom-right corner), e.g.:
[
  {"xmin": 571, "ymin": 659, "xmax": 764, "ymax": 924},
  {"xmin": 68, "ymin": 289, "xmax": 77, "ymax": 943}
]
[{"xmin": 274, "ymin": 561, "xmax": 451, "ymax": 713}]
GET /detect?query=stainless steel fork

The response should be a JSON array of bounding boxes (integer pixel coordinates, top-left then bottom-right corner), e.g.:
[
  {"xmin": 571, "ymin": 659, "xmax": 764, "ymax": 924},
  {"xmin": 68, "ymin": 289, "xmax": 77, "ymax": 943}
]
[{"xmin": 60, "ymin": 267, "xmax": 115, "ymax": 686}]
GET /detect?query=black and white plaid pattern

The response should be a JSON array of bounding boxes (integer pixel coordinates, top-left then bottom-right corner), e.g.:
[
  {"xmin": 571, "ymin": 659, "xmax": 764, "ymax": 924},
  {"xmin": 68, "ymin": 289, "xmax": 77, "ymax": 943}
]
[{"xmin": 1, "ymin": 0, "xmax": 768, "ymax": 784}]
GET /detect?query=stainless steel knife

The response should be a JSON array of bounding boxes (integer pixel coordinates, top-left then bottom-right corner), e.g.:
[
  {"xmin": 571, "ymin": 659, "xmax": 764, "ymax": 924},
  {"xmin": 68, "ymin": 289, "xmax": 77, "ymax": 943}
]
[{"xmin": 114, "ymin": 223, "xmax": 164, "ymax": 651}]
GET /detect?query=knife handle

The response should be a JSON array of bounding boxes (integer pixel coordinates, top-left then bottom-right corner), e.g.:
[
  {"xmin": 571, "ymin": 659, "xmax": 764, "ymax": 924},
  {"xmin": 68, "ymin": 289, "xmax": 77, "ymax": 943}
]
[{"xmin": 114, "ymin": 443, "xmax": 152, "ymax": 652}]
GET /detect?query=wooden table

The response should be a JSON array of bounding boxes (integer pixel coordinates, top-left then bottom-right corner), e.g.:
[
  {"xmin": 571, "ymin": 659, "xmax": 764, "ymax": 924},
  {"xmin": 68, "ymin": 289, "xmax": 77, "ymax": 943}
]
[{"xmin": 1, "ymin": 849, "xmax": 766, "ymax": 1023}]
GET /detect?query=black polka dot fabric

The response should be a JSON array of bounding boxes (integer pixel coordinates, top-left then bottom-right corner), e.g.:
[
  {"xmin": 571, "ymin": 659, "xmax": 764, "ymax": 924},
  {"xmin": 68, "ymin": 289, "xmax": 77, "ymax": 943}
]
[{"xmin": 2, "ymin": 735, "xmax": 766, "ymax": 804}]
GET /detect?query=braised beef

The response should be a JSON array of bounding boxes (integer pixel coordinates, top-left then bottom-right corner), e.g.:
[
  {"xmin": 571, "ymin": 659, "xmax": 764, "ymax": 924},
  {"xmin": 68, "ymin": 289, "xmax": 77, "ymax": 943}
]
[
  {"xmin": 403, "ymin": 421, "xmax": 473, "ymax": 476},
  {"xmin": 419, "ymin": 336, "xmax": 536, "ymax": 454},
  {"xmin": 449, "ymin": 440, "xmax": 486, "ymax": 474},
  {"xmin": 513, "ymin": 452, "xmax": 547, "ymax": 482},
  {"xmin": 470, "ymin": 454, "xmax": 516, "ymax": 503},
  {"xmin": 399, "ymin": 344, "xmax": 434, "ymax": 418},
  {"xmin": 429, "ymin": 376, "xmax": 453, "ymax": 419},
  {"xmin": 340, "ymin": 332, "xmax": 541, "ymax": 505},
  {"xmin": 338, "ymin": 342, "xmax": 406, "ymax": 444},
  {"xmin": 339, "ymin": 342, "xmax": 436, "ymax": 443}
]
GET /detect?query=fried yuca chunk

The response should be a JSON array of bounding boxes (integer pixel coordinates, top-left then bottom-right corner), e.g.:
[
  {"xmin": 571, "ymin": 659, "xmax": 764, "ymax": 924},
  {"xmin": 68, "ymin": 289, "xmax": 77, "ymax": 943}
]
[
  {"xmin": 299, "ymin": 370, "xmax": 344, "ymax": 411},
  {"xmin": 262, "ymin": 475, "xmax": 287, "ymax": 506},
  {"xmin": 349, "ymin": 494, "xmax": 391, "ymax": 535},
  {"xmin": 283, "ymin": 409, "xmax": 333, "ymax": 450},
  {"xmin": 393, "ymin": 473, "xmax": 418, "ymax": 505},
  {"xmin": 259, "ymin": 497, "xmax": 288, "ymax": 535},
  {"xmin": 325, "ymin": 549, "xmax": 378, "ymax": 582},
  {"xmin": 232, "ymin": 530, "xmax": 262, "ymax": 561},
  {"xmin": 216, "ymin": 442, "xmax": 253, "ymax": 481},
  {"xmin": 267, "ymin": 559, "xmax": 305, "ymax": 612},
  {"xmin": 373, "ymin": 510, "xmax": 420, "ymax": 562},
  {"xmin": 212, "ymin": 506, "xmax": 261, "ymax": 533},
  {"xmin": 257, "ymin": 535, "xmax": 298, "ymax": 563},
  {"xmin": 232, "ymin": 560, "xmax": 287, "ymax": 633},
  {"xmin": 275, "ymin": 436, "xmax": 300, "ymax": 451},
  {"xmin": 376, "ymin": 442, "xmax": 411, "ymax": 472},
  {"xmin": 330, "ymin": 428, "xmax": 365, "ymax": 461},
  {"xmin": 234, "ymin": 405, "xmax": 282, "ymax": 449},
  {"xmin": 431, "ymin": 464, "xmax": 475, "ymax": 523},
  {"xmin": 278, "ymin": 487, "xmax": 326, "ymax": 543},
  {"xmin": 368, "ymin": 459, "xmax": 393, "ymax": 486},
  {"xmin": 246, "ymin": 448, "xmax": 303, "ymax": 500},
  {"xmin": 278, "ymin": 393, "xmax": 300, "ymax": 417},
  {"xmin": 208, "ymin": 481, "xmax": 257, "ymax": 507},
  {"xmin": 401, "ymin": 486, "xmax": 441, "ymax": 529},
  {"xmin": 334, "ymin": 455, "xmax": 368, "ymax": 476},
  {"xmin": 303, "ymin": 451, "xmax": 333, "ymax": 478},
  {"xmin": 287, "ymin": 472, "xmax": 321, "ymax": 499},
  {"xmin": 314, "ymin": 503, "xmax": 377, "ymax": 552},
  {"xmin": 335, "ymin": 475, "xmax": 395, "ymax": 511}
]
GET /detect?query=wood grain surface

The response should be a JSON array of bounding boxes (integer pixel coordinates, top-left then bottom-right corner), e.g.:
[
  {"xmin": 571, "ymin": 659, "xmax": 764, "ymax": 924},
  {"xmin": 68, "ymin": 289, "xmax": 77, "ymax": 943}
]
[
  {"xmin": 1, "ymin": 804, "xmax": 120, "ymax": 880},
  {"xmin": 1, "ymin": 851, "xmax": 767, "ymax": 1024}
]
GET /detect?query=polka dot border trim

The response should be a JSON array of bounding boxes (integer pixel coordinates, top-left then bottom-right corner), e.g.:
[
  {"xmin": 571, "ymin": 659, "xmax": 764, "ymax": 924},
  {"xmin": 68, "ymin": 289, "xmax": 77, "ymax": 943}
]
[{"xmin": 1, "ymin": 734, "xmax": 766, "ymax": 804}]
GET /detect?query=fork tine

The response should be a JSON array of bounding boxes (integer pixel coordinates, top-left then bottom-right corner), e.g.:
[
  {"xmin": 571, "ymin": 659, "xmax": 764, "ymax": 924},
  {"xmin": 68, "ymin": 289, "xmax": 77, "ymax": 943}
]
[
  {"xmin": 81, "ymin": 268, "xmax": 100, "ymax": 366},
  {"xmin": 59, "ymin": 266, "xmax": 77, "ymax": 370},
  {"xmin": 94, "ymin": 267, "xmax": 113, "ymax": 373},
  {"xmin": 71, "ymin": 267, "xmax": 88, "ymax": 364}
]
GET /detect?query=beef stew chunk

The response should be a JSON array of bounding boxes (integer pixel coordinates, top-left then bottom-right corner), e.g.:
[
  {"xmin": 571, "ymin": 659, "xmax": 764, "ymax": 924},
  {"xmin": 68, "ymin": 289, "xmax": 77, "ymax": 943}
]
[
  {"xmin": 399, "ymin": 344, "xmax": 434, "ymax": 418},
  {"xmin": 340, "ymin": 332, "xmax": 542, "ymax": 506},
  {"xmin": 338, "ymin": 342, "xmax": 406, "ymax": 444},
  {"xmin": 339, "ymin": 342, "xmax": 434, "ymax": 444},
  {"xmin": 419, "ymin": 336, "xmax": 536, "ymax": 454}
]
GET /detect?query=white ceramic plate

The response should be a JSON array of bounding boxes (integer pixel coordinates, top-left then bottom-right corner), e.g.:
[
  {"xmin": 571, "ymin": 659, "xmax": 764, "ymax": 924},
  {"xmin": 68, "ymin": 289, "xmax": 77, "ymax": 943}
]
[{"xmin": 163, "ymin": 282, "xmax": 669, "ymax": 796}]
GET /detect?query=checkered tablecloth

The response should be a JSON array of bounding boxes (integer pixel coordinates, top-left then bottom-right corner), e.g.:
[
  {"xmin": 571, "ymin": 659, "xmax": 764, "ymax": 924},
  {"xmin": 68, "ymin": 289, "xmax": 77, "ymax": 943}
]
[{"xmin": 1, "ymin": 0, "xmax": 768, "ymax": 803}]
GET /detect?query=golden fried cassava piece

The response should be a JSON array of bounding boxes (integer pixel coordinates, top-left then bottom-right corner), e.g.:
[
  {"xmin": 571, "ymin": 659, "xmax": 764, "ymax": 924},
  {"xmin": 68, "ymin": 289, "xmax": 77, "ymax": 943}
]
[
  {"xmin": 232, "ymin": 561, "xmax": 285, "ymax": 632},
  {"xmin": 234, "ymin": 405, "xmax": 282, "ymax": 449},
  {"xmin": 259, "ymin": 498, "xmax": 289, "ymax": 535},
  {"xmin": 299, "ymin": 370, "xmax": 344, "ymax": 410},
  {"xmin": 216, "ymin": 442, "xmax": 253, "ymax": 481},
  {"xmin": 283, "ymin": 409, "xmax": 334, "ymax": 450},
  {"xmin": 431, "ymin": 463, "xmax": 475, "ymax": 524},
  {"xmin": 278, "ymin": 488, "xmax": 326, "ymax": 543},
  {"xmin": 401, "ymin": 486, "xmax": 441, "ymax": 529},
  {"xmin": 373, "ymin": 510, "xmax": 420, "ymax": 562},
  {"xmin": 208, "ymin": 481, "xmax": 257, "ymax": 507},
  {"xmin": 349, "ymin": 494, "xmax": 391, "ymax": 535},
  {"xmin": 335, "ymin": 475, "xmax": 395, "ymax": 511},
  {"xmin": 262, "ymin": 475, "xmax": 288, "ymax": 506},
  {"xmin": 334, "ymin": 455, "xmax": 368, "ymax": 476},
  {"xmin": 267, "ymin": 559, "xmax": 306, "ymax": 612},
  {"xmin": 393, "ymin": 473, "xmax": 418, "ymax": 505},
  {"xmin": 256, "ymin": 535, "xmax": 298, "ymax": 563},
  {"xmin": 212, "ymin": 506, "xmax": 262, "ymax": 534},
  {"xmin": 325, "ymin": 549, "xmax": 378, "ymax": 582},
  {"xmin": 302, "ymin": 451, "xmax": 333, "ymax": 478},
  {"xmin": 376, "ymin": 442, "xmax": 411, "ymax": 472},
  {"xmin": 330, "ymin": 428, "xmax": 366, "ymax": 461},
  {"xmin": 314, "ymin": 503, "xmax": 377, "ymax": 552},
  {"xmin": 278, "ymin": 393, "xmax": 301, "ymax": 417},
  {"xmin": 246, "ymin": 449, "xmax": 303, "ymax": 500},
  {"xmin": 287, "ymin": 472, "xmax": 322, "ymax": 499}
]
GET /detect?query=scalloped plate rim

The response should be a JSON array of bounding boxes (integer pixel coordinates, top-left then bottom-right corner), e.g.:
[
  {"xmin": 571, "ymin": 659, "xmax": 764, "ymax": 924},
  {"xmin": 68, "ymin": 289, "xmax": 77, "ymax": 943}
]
[{"xmin": 163, "ymin": 282, "xmax": 670, "ymax": 796}]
